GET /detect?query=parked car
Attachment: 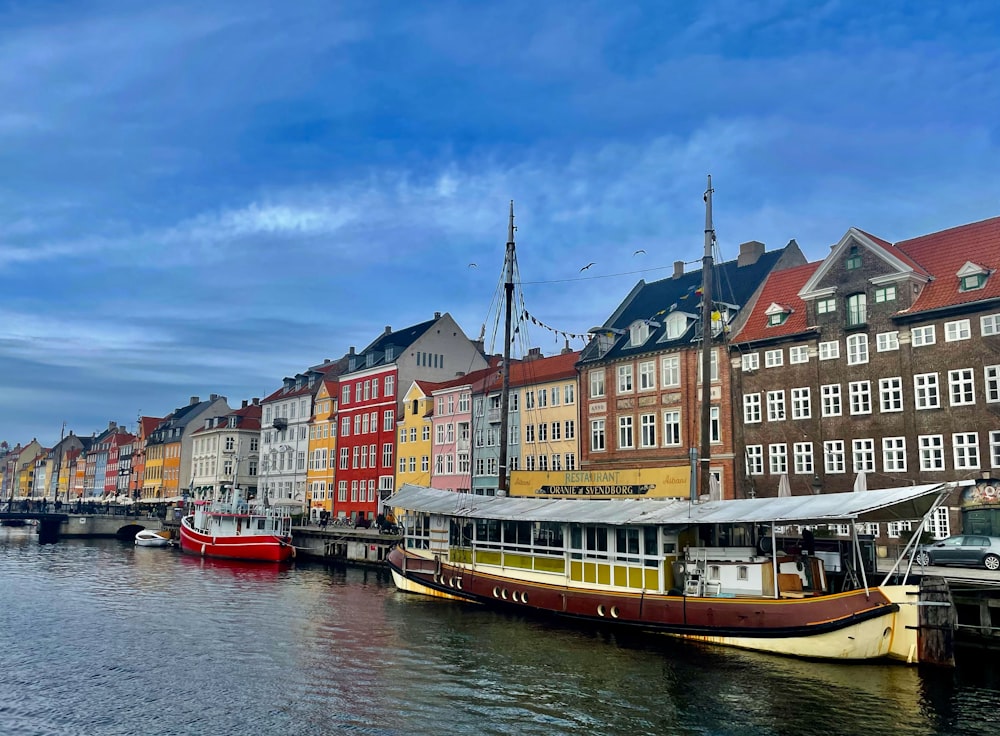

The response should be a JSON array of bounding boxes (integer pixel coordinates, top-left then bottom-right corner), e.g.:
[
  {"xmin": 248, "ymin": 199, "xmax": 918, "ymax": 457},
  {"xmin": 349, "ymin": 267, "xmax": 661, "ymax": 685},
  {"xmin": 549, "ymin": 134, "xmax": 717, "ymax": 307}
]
[{"xmin": 915, "ymin": 535, "xmax": 1000, "ymax": 570}]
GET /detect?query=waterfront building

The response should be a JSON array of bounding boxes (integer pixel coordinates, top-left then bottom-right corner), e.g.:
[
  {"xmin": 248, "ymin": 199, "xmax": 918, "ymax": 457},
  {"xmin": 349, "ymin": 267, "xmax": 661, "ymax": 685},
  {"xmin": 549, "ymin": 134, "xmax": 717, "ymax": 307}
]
[
  {"xmin": 306, "ymin": 380, "xmax": 338, "ymax": 522},
  {"xmin": 731, "ymin": 215, "xmax": 1000, "ymax": 537},
  {"xmin": 335, "ymin": 312, "xmax": 488, "ymax": 522},
  {"xmin": 144, "ymin": 395, "xmax": 231, "ymax": 501},
  {"xmin": 104, "ymin": 429, "xmax": 136, "ymax": 496},
  {"xmin": 46, "ymin": 432, "xmax": 87, "ymax": 501},
  {"xmin": 260, "ymin": 357, "xmax": 347, "ymax": 510},
  {"xmin": 190, "ymin": 399, "xmax": 262, "ymax": 502},
  {"xmin": 131, "ymin": 416, "xmax": 160, "ymax": 501},
  {"xmin": 396, "ymin": 380, "xmax": 437, "ymax": 490},
  {"xmin": 577, "ymin": 241, "xmax": 804, "ymax": 500}
]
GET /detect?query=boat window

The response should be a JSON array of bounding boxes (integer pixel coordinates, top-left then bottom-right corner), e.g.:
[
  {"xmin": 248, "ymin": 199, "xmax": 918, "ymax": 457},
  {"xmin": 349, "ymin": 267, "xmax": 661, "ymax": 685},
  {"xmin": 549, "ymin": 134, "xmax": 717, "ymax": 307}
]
[
  {"xmin": 533, "ymin": 522, "xmax": 563, "ymax": 549},
  {"xmin": 475, "ymin": 518, "xmax": 501, "ymax": 545},
  {"xmin": 405, "ymin": 512, "xmax": 432, "ymax": 550},
  {"xmin": 450, "ymin": 519, "xmax": 474, "ymax": 548},
  {"xmin": 615, "ymin": 528, "xmax": 641, "ymax": 564},
  {"xmin": 502, "ymin": 520, "xmax": 532, "ymax": 548},
  {"xmin": 585, "ymin": 526, "xmax": 608, "ymax": 556}
]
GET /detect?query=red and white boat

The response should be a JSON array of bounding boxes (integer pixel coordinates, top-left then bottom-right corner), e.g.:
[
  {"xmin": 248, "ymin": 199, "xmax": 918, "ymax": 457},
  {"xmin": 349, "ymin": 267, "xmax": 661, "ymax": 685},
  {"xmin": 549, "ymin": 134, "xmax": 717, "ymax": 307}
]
[{"xmin": 179, "ymin": 492, "xmax": 297, "ymax": 562}]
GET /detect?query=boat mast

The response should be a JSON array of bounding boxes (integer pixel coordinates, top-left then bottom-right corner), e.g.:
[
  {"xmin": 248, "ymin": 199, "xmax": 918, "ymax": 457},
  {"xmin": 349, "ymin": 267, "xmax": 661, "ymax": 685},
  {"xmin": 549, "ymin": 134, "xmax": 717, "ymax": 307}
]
[
  {"xmin": 497, "ymin": 201, "xmax": 515, "ymax": 496},
  {"xmin": 699, "ymin": 175, "xmax": 715, "ymax": 500}
]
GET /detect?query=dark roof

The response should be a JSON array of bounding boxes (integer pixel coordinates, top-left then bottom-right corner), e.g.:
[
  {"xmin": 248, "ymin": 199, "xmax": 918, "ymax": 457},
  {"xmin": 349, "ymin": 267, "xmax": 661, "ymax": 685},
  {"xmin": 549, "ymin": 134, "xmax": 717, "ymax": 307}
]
[
  {"xmin": 344, "ymin": 318, "xmax": 437, "ymax": 375},
  {"xmin": 580, "ymin": 247, "xmax": 789, "ymax": 364}
]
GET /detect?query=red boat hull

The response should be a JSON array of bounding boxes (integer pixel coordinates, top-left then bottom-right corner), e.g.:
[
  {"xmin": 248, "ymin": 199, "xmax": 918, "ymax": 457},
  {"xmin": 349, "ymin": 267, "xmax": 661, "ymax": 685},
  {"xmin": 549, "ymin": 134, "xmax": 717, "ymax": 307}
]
[{"xmin": 179, "ymin": 516, "xmax": 294, "ymax": 563}]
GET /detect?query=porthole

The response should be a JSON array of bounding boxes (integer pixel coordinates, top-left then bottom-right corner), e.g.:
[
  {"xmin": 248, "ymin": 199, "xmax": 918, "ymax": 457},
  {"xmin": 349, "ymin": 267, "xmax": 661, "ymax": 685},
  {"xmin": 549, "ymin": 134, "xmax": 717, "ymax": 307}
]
[
  {"xmin": 597, "ymin": 604, "xmax": 606, "ymax": 617},
  {"xmin": 455, "ymin": 578, "xmax": 462, "ymax": 590},
  {"xmin": 610, "ymin": 606, "xmax": 620, "ymax": 619},
  {"xmin": 521, "ymin": 591, "xmax": 529, "ymax": 605},
  {"xmin": 501, "ymin": 589, "xmax": 508, "ymax": 600},
  {"xmin": 883, "ymin": 627, "xmax": 892, "ymax": 638},
  {"xmin": 493, "ymin": 586, "xmax": 500, "ymax": 598},
  {"xmin": 512, "ymin": 591, "xmax": 521, "ymax": 603}
]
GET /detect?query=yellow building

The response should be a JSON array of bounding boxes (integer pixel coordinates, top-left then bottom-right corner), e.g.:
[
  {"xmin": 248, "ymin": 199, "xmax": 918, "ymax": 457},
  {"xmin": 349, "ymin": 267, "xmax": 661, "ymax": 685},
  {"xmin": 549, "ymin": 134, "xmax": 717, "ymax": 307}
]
[
  {"xmin": 395, "ymin": 380, "xmax": 436, "ymax": 490},
  {"xmin": 514, "ymin": 352, "xmax": 581, "ymax": 478},
  {"xmin": 143, "ymin": 442, "xmax": 165, "ymax": 499},
  {"xmin": 306, "ymin": 378, "xmax": 338, "ymax": 522}
]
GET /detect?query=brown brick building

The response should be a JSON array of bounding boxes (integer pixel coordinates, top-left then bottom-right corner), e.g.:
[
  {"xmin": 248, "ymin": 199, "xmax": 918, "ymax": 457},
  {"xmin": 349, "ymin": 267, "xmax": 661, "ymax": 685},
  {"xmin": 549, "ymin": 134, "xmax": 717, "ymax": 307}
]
[{"xmin": 731, "ymin": 216, "xmax": 1000, "ymax": 538}]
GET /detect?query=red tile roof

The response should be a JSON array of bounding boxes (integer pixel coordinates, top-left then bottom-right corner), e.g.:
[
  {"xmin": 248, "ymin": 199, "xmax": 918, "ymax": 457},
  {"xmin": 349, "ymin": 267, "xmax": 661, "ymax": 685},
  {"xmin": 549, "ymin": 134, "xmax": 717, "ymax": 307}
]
[
  {"xmin": 485, "ymin": 351, "xmax": 581, "ymax": 391},
  {"xmin": 732, "ymin": 262, "xmax": 821, "ymax": 344},
  {"xmin": 894, "ymin": 215, "xmax": 1000, "ymax": 313}
]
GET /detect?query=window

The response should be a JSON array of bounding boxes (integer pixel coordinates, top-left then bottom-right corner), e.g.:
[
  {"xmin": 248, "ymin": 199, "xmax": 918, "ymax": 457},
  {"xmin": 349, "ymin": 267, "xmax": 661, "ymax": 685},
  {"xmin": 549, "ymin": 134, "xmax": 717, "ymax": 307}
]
[
  {"xmin": 663, "ymin": 411, "xmax": 681, "ymax": 446},
  {"xmin": 525, "ymin": 424, "xmax": 535, "ymax": 443},
  {"xmin": 876, "ymin": 331, "xmax": 899, "ymax": 352},
  {"xmin": 991, "ymin": 431, "xmax": 1000, "ymax": 469},
  {"xmin": 384, "ymin": 410, "xmax": 394, "ymax": 431},
  {"xmin": 879, "ymin": 377, "xmax": 903, "ymax": 413},
  {"xmin": 746, "ymin": 445, "xmax": 764, "ymax": 475},
  {"xmin": 565, "ymin": 420, "xmax": 575, "ymax": 440},
  {"xmin": 590, "ymin": 420, "xmax": 605, "ymax": 452},
  {"xmin": 845, "ymin": 245, "xmax": 861, "ymax": 270},
  {"xmin": 982, "ymin": 314, "xmax": 1000, "ymax": 337},
  {"xmin": 697, "ymin": 349, "xmax": 719, "ymax": 383},
  {"xmin": 816, "ymin": 298, "xmax": 836, "ymax": 314},
  {"xmin": 789, "ymin": 346, "xmax": 809, "ymax": 364},
  {"xmin": 953, "ymin": 433, "xmax": 980, "ymax": 469},
  {"xmin": 565, "ymin": 453, "xmax": 576, "ymax": 470},
  {"xmin": 948, "ymin": 369, "xmax": 975, "ymax": 406},
  {"xmin": 818, "ymin": 341, "xmax": 840, "ymax": 360},
  {"xmin": 538, "ymin": 423, "xmax": 548, "ymax": 442},
  {"xmin": 551, "ymin": 388, "xmax": 560, "ymax": 406},
  {"xmin": 630, "ymin": 321, "xmax": 651, "ymax": 346},
  {"xmin": 846, "ymin": 334, "xmax": 868, "ymax": 365},
  {"xmin": 824, "ymin": 440, "xmax": 845, "ymax": 474},
  {"xmin": 882, "ymin": 437, "xmax": 906, "ymax": 472},
  {"xmin": 767, "ymin": 390, "xmax": 785, "ymax": 421},
  {"xmin": 617, "ymin": 365, "xmax": 634, "ymax": 393},
  {"xmin": 852, "ymin": 439, "xmax": 875, "ymax": 473},
  {"xmin": 385, "ymin": 375, "xmax": 395, "ymax": 396},
  {"xmin": 765, "ymin": 349, "xmax": 783, "ymax": 368},
  {"xmin": 618, "ymin": 416, "xmax": 634, "ymax": 449},
  {"xmin": 874, "ymin": 285, "xmax": 897, "ymax": 303},
  {"xmin": 945, "ymin": 319, "xmax": 971, "ymax": 342},
  {"xmin": 589, "ymin": 370, "xmax": 605, "ymax": 398},
  {"xmin": 767, "ymin": 311, "xmax": 788, "ymax": 327},
  {"xmin": 986, "ymin": 366, "xmax": 1000, "ymax": 403},
  {"xmin": 911, "ymin": 325, "xmax": 936, "ymax": 347},
  {"xmin": 421, "ymin": 426, "xmax": 429, "ymax": 441},
  {"xmin": 340, "ymin": 448, "xmax": 349, "ymax": 470},
  {"xmin": 551, "ymin": 421, "xmax": 561, "ymax": 441},
  {"xmin": 383, "ymin": 444, "xmax": 393, "ymax": 468},
  {"xmin": 710, "ymin": 406, "xmax": 721, "ymax": 444},
  {"xmin": 565, "ymin": 384, "xmax": 575, "ymax": 404},
  {"xmin": 769, "ymin": 444, "xmax": 787, "ymax": 474},
  {"xmin": 919, "ymin": 435, "xmax": 945, "ymax": 471},
  {"xmin": 661, "ymin": 356, "xmax": 680, "ymax": 387},
  {"xmin": 742, "ymin": 353, "xmax": 759, "ymax": 371},
  {"xmin": 743, "ymin": 393, "xmax": 762, "ymax": 423},
  {"xmin": 821, "ymin": 384, "xmax": 842, "ymax": 417},
  {"xmin": 913, "ymin": 373, "xmax": 940, "ymax": 410},
  {"xmin": 640, "ymin": 414, "xmax": 657, "ymax": 448},
  {"xmin": 793, "ymin": 442, "xmax": 813, "ymax": 474},
  {"xmin": 960, "ymin": 272, "xmax": 987, "ymax": 292},
  {"xmin": 791, "ymin": 388, "xmax": 811, "ymax": 419},
  {"xmin": 538, "ymin": 389, "xmax": 548, "ymax": 408},
  {"xmin": 924, "ymin": 507, "xmax": 951, "ymax": 541},
  {"xmin": 846, "ymin": 293, "xmax": 867, "ymax": 326},
  {"xmin": 638, "ymin": 361, "xmax": 656, "ymax": 391},
  {"xmin": 849, "ymin": 381, "xmax": 872, "ymax": 415}
]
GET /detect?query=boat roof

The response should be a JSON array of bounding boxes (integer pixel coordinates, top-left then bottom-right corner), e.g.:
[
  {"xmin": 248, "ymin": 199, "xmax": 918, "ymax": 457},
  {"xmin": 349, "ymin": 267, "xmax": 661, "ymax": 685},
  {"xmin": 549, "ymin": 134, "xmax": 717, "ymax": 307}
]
[{"xmin": 387, "ymin": 482, "xmax": 963, "ymax": 526}]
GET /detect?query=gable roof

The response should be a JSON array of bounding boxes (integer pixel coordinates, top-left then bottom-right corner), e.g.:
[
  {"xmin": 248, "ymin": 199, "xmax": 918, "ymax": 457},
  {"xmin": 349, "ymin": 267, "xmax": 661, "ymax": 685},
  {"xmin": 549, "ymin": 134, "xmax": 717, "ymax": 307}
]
[
  {"xmin": 344, "ymin": 317, "xmax": 439, "ymax": 375},
  {"xmin": 731, "ymin": 262, "xmax": 821, "ymax": 344},
  {"xmin": 894, "ymin": 215, "xmax": 1000, "ymax": 314},
  {"xmin": 580, "ymin": 246, "xmax": 792, "ymax": 364}
]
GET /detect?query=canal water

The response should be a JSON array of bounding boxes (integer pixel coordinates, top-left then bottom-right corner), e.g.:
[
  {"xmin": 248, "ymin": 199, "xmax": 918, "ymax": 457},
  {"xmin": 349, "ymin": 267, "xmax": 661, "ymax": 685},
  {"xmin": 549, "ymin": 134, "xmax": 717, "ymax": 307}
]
[{"xmin": 1, "ymin": 528, "xmax": 998, "ymax": 736}]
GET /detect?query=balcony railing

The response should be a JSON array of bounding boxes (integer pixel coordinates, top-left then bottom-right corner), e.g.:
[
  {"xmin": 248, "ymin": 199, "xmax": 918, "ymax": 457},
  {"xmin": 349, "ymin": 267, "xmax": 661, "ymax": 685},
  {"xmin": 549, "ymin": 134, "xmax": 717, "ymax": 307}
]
[
  {"xmin": 486, "ymin": 409, "xmax": 501, "ymax": 424},
  {"xmin": 272, "ymin": 417, "xmax": 288, "ymax": 430},
  {"xmin": 845, "ymin": 307, "xmax": 867, "ymax": 328}
]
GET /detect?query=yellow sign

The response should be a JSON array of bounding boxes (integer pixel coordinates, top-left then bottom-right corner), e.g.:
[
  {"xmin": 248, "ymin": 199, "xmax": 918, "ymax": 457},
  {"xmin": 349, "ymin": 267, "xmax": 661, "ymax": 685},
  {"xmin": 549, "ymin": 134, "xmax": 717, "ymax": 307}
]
[{"xmin": 509, "ymin": 467, "xmax": 690, "ymax": 499}]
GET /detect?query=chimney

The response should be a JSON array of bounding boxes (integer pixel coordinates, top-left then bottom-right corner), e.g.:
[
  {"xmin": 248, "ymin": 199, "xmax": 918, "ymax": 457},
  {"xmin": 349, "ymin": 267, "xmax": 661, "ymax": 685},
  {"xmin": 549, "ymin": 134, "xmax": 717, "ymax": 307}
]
[
  {"xmin": 738, "ymin": 240, "xmax": 765, "ymax": 267},
  {"xmin": 241, "ymin": 400, "xmax": 248, "ymax": 409},
  {"xmin": 434, "ymin": 311, "xmax": 441, "ymax": 319},
  {"xmin": 525, "ymin": 347, "xmax": 542, "ymax": 361},
  {"xmin": 252, "ymin": 397, "xmax": 260, "ymax": 405},
  {"xmin": 561, "ymin": 339, "xmax": 573, "ymax": 355},
  {"xmin": 210, "ymin": 393, "xmax": 219, "ymax": 401},
  {"xmin": 673, "ymin": 261, "xmax": 685, "ymax": 278},
  {"xmin": 384, "ymin": 325, "xmax": 392, "ymax": 335},
  {"xmin": 190, "ymin": 396, "xmax": 199, "ymax": 405}
]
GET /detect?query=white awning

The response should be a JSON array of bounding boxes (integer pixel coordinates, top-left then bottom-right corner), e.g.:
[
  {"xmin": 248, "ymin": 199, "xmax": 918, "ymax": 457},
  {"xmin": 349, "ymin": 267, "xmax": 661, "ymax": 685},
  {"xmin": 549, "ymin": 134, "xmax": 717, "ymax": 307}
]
[{"xmin": 387, "ymin": 481, "xmax": 967, "ymax": 527}]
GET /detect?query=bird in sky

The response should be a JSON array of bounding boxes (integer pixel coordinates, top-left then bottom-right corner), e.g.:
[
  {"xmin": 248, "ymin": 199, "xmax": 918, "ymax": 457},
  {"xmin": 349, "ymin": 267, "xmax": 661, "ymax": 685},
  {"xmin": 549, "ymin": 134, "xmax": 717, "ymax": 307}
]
[
  {"xmin": 633, "ymin": 249, "xmax": 646, "ymax": 255},
  {"xmin": 468, "ymin": 263, "xmax": 477, "ymax": 268},
  {"xmin": 580, "ymin": 262, "xmax": 595, "ymax": 271}
]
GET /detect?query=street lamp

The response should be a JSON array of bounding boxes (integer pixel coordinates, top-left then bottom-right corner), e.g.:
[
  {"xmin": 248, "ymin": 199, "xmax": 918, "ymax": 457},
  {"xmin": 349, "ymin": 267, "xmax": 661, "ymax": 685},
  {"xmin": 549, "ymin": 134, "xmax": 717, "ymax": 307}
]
[{"xmin": 810, "ymin": 474, "xmax": 823, "ymax": 495}]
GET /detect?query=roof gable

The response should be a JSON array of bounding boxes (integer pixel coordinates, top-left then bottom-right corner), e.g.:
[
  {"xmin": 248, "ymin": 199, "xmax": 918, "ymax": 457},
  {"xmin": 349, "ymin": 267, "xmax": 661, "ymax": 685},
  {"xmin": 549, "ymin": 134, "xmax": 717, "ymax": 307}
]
[{"xmin": 732, "ymin": 262, "xmax": 821, "ymax": 344}]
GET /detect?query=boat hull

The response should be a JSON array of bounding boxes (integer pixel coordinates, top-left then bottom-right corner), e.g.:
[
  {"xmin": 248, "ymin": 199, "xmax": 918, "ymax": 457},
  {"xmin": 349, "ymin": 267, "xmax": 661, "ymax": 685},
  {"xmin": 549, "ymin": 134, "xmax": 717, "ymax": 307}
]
[
  {"xmin": 386, "ymin": 547, "xmax": 915, "ymax": 663},
  {"xmin": 179, "ymin": 515, "xmax": 294, "ymax": 563},
  {"xmin": 135, "ymin": 530, "xmax": 171, "ymax": 547}
]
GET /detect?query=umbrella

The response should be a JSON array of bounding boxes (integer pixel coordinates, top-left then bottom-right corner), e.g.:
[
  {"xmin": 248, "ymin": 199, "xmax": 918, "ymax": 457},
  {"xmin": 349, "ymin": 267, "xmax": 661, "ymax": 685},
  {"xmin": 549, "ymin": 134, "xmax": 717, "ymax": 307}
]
[
  {"xmin": 853, "ymin": 471, "xmax": 868, "ymax": 492},
  {"xmin": 777, "ymin": 474, "xmax": 791, "ymax": 497}
]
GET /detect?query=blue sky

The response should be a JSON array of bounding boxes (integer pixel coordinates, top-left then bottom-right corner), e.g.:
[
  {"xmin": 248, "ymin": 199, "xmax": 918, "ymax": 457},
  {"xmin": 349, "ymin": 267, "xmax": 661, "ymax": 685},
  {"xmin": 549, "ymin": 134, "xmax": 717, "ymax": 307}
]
[{"xmin": 2, "ymin": 0, "xmax": 999, "ymax": 447}]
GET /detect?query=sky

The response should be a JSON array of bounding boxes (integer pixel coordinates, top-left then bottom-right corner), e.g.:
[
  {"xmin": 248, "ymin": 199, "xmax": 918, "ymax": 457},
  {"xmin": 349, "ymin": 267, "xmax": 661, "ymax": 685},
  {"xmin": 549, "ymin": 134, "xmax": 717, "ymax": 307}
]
[{"xmin": 2, "ymin": 0, "xmax": 999, "ymax": 447}]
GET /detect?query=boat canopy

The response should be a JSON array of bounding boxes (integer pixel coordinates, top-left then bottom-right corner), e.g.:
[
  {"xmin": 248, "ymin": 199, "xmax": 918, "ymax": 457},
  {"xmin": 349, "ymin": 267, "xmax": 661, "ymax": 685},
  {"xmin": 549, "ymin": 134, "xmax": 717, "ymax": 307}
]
[{"xmin": 387, "ymin": 482, "xmax": 964, "ymax": 527}]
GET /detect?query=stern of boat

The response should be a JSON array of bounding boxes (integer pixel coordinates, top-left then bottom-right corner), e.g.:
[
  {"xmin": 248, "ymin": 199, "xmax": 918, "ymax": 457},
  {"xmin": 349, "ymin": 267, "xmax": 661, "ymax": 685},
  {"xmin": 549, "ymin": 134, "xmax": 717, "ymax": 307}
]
[{"xmin": 879, "ymin": 584, "xmax": 922, "ymax": 664}]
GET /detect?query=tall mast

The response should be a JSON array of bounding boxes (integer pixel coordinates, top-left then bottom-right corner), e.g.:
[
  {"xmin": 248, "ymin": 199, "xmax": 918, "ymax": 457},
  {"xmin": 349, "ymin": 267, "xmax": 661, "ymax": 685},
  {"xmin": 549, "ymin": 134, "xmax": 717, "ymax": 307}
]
[
  {"xmin": 497, "ymin": 200, "xmax": 515, "ymax": 496},
  {"xmin": 699, "ymin": 175, "xmax": 715, "ymax": 500}
]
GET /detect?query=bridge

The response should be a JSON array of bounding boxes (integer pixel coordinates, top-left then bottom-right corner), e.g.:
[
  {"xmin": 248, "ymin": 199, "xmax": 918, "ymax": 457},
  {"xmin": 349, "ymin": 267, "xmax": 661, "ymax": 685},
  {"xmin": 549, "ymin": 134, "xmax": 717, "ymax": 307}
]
[{"xmin": 0, "ymin": 511, "xmax": 164, "ymax": 544}]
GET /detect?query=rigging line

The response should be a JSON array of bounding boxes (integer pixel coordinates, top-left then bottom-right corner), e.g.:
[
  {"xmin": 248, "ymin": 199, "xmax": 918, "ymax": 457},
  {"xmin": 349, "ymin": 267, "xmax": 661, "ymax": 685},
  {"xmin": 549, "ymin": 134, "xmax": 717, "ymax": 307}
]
[{"xmin": 521, "ymin": 264, "xmax": 676, "ymax": 285}]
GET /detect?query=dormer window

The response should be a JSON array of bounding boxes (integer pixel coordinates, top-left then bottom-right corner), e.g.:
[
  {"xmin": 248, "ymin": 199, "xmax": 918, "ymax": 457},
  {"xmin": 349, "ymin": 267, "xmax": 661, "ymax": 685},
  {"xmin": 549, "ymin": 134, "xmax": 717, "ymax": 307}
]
[
  {"xmin": 957, "ymin": 261, "xmax": 990, "ymax": 292},
  {"xmin": 629, "ymin": 320, "xmax": 651, "ymax": 347},
  {"xmin": 845, "ymin": 245, "xmax": 861, "ymax": 270},
  {"xmin": 663, "ymin": 312, "xmax": 690, "ymax": 339},
  {"xmin": 765, "ymin": 302, "xmax": 790, "ymax": 327}
]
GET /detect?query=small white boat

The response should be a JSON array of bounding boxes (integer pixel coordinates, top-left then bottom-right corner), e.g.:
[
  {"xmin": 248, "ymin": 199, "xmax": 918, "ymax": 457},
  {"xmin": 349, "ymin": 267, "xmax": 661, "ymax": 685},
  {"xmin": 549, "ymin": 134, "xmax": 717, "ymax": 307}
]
[{"xmin": 135, "ymin": 529, "xmax": 172, "ymax": 547}]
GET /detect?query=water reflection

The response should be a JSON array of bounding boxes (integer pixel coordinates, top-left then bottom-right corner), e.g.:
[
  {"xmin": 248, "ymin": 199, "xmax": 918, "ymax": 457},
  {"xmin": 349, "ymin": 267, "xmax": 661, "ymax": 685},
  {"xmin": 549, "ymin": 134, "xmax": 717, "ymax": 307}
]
[{"xmin": 1, "ymin": 531, "xmax": 998, "ymax": 736}]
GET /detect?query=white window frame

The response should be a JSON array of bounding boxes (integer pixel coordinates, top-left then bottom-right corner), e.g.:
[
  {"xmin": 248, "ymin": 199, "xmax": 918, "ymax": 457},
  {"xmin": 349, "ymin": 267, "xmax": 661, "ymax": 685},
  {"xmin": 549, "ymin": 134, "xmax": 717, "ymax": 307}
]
[
  {"xmin": 981, "ymin": 313, "xmax": 1000, "ymax": 337},
  {"xmin": 852, "ymin": 439, "xmax": 875, "ymax": 473},
  {"xmin": 953, "ymin": 432, "xmax": 980, "ymax": 470},
  {"xmin": 768, "ymin": 444, "xmax": 787, "ymax": 475},
  {"xmin": 791, "ymin": 387, "xmax": 811, "ymax": 419},
  {"xmin": 948, "ymin": 369, "xmax": 975, "ymax": 406},
  {"xmin": 793, "ymin": 442, "xmax": 813, "ymax": 474},
  {"xmin": 765, "ymin": 349, "xmax": 783, "ymax": 368},
  {"xmin": 742, "ymin": 353, "xmax": 760, "ymax": 371},
  {"xmin": 788, "ymin": 346, "xmax": 809, "ymax": 364},
  {"xmin": 589, "ymin": 370, "xmax": 606, "ymax": 398},
  {"xmin": 882, "ymin": 437, "xmax": 906, "ymax": 472},
  {"xmin": 766, "ymin": 390, "xmax": 785, "ymax": 422},
  {"xmin": 876, "ymin": 331, "xmax": 899, "ymax": 352},
  {"xmin": 743, "ymin": 393, "xmax": 762, "ymax": 423},
  {"xmin": 986, "ymin": 365, "xmax": 1000, "ymax": 404},
  {"xmin": 914, "ymin": 373, "xmax": 940, "ymax": 410},
  {"xmin": 849, "ymin": 380, "xmax": 872, "ymax": 415},
  {"xmin": 945, "ymin": 319, "xmax": 971, "ymax": 342},
  {"xmin": 911, "ymin": 325, "xmax": 936, "ymax": 347},
  {"xmin": 879, "ymin": 377, "xmax": 903, "ymax": 413},
  {"xmin": 818, "ymin": 340, "xmax": 840, "ymax": 360},
  {"xmin": 823, "ymin": 440, "xmax": 845, "ymax": 474},
  {"xmin": 746, "ymin": 445, "xmax": 764, "ymax": 476},
  {"xmin": 617, "ymin": 364, "xmax": 634, "ymax": 393},
  {"xmin": 821, "ymin": 384, "xmax": 842, "ymax": 417},
  {"xmin": 661, "ymin": 355, "xmax": 680, "ymax": 387},
  {"xmin": 846, "ymin": 334, "xmax": 869, "ymax": 365},
  {"xmin": 918, "ymin": 435, "xmax": 945, "ymax": 471},
  {"xmin": 663, "ymin": 411, "xmax": 681, "ymax": 447}
]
